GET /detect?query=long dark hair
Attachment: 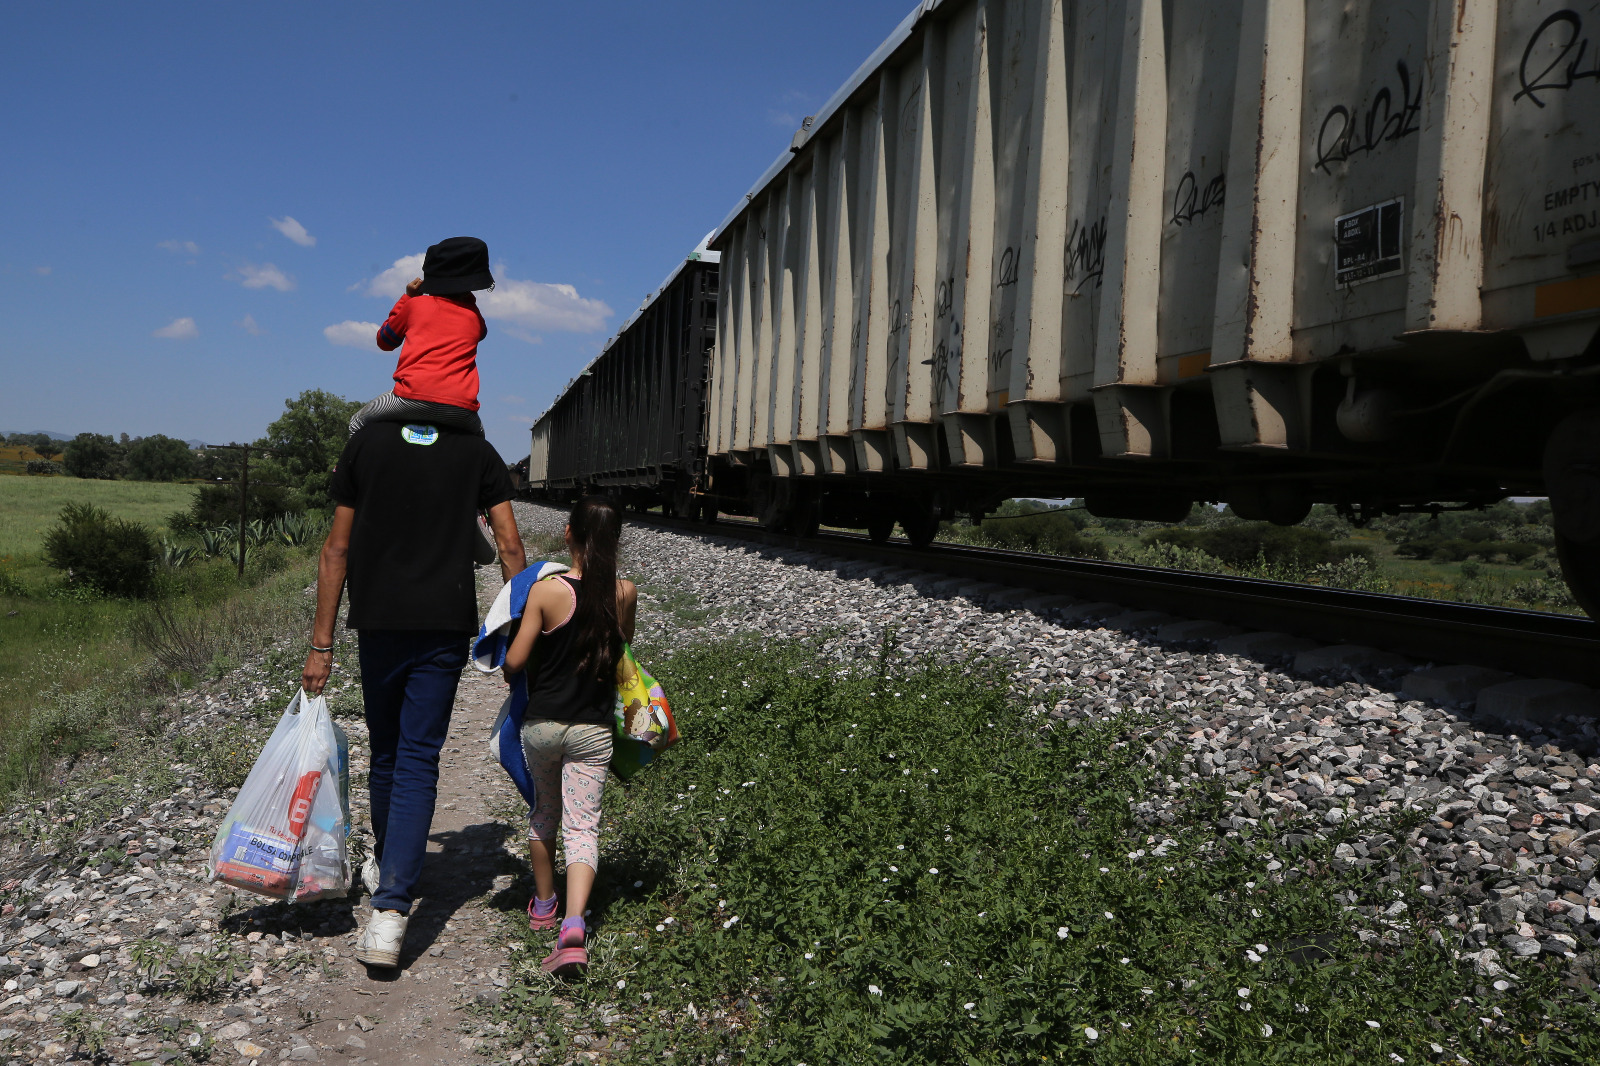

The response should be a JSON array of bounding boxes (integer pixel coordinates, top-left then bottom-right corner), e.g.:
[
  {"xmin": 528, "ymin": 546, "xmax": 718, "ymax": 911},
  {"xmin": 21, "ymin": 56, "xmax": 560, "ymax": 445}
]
[{"xmin": 569, "ymin": 495, "xmax": 623, "ymax": 683}]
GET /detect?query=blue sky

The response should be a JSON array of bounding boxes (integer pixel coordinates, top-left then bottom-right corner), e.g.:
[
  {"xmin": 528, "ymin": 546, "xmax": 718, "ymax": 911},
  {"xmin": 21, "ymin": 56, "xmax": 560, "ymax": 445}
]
[{"xmin": 0, "ymin": 0, "xmax": 912, "ymax": 462}]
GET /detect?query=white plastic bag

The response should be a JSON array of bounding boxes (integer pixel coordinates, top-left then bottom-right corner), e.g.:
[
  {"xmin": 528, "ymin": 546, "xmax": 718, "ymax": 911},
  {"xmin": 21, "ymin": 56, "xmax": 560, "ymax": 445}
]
[{"xmin": 208, "ymin": 689, "xmax": 351, "ymax": 903}]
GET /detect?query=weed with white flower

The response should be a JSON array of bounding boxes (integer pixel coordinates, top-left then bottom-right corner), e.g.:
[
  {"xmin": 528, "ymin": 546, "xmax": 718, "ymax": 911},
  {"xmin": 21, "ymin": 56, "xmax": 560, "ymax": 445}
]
[{"xmin": 483, "ymin": 634, "xmax": 1600, "ymax": 1064}]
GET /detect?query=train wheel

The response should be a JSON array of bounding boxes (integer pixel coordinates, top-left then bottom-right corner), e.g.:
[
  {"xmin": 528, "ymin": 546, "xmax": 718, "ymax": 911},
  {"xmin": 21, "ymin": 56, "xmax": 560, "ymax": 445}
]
[
  {"xmin": 1546, "ymin": 409, "xmax": 1600, "ymax": 617},
  {"xmin": 900, "ymin": 507, "xmax": 939, "ymax": 548},
  {"xmin": 793, "ymin": 496, "xmax": 821, "ymax": 538},
  {"xmin": 1556, "ymin": 534, "xmax": 1600, "ymax": 618},
  {"xmin": 751, "ymin": 471, "xmax": 795, "ymax": 532},
  {"xmin": 866, "ymin": 514, "xmax": 895, "ymax": 544}
]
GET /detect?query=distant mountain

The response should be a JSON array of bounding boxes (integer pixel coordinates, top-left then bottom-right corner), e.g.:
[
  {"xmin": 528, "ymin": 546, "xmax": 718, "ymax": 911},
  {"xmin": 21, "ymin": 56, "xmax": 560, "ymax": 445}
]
[{"xmin": 186, "ymin": 439, "xmax": 207, "ymax": 449}]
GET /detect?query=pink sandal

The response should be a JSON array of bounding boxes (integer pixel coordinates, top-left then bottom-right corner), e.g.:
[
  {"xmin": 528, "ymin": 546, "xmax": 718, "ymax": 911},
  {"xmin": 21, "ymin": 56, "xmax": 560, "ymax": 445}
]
[
  {"xmin": 541, "ymin": 917, "xmax": 588, "ymax": 976},
  {"xmin": 527, "ymin": 895, "xmax": 560, "ymax": 930}
]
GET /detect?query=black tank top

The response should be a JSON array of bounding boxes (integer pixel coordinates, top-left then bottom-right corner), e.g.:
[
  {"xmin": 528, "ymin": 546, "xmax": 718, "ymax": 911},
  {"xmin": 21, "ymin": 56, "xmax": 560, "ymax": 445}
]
[{"xmin": 523, "ymin": 575, "xmax": 615, "ymax": 726}]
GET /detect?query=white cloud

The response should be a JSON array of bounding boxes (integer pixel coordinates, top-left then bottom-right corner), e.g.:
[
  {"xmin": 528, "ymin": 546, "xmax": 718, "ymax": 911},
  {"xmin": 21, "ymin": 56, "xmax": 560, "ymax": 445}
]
[
  {"xmin": 509, "ymin": 415, "xmax": 534, "ymax": 425},
  {"xmin": 270, "ymin": 216, "xmax": 316, "ymax": 247},
  {"xmin": 237, "ymin": 262, "xmax": 295, "ymax": 291},
  {"xmin": 358, "ymin": 253, "xmax": 610, "ymax": 333},
  {"xmin": 153, "ymin": 317, "xmax": 198, "ymax": 340},
  {"xmin": 32, "ymin": 265, "xmax": 50, "ymax": 275},
  {"xmin": 362, "ymin": 253, "xmax": 425, "ymax": 299},
  {"xmin": 238, "ymin": 314, "xmax": 264, "ymax": 336},
  {"xmin": 501, "ymin": 394, "xmax": 525, "ymax": 404},
  {"xmin": 481, "ymin": 279, "xmax": 611, "ymax": 333},
  {"xmin": 324, "ymin": 320, "xmax": 381, "ymax": 349},
  {"xmin": 158, "ymin": 239, "xmax": 200, "ymax": 255}
]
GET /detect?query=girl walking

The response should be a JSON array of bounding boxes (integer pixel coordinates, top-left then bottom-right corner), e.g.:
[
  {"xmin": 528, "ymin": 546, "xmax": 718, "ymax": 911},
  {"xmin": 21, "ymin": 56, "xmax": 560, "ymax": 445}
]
[{"xmin": 502, "ymin": 496, "xmax": 636, "ymax": 976}]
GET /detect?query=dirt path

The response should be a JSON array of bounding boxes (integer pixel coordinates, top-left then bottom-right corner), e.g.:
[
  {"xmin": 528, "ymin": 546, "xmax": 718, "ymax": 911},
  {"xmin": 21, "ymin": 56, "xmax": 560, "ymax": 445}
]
[
  {"xmin": 296, "ymin": 662, "xmax": 525, "ymax": 1064},
  {"xmin": 292, "ymin": 573, "xmax": 529, "ymax": 1065},
  {"xmin": 5, "ymin": 563, "xmax": 599, "ymax": 1065}
]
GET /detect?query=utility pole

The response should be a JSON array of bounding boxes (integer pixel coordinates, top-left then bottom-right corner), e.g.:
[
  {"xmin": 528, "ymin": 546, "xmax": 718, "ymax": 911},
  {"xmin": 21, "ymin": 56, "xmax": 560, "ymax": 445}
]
[
  {"xmin": 237, "ymin": 444, "xmax": 251, "ymax": 577},
  {"xmin": 203, "ymin": 442, "xmax": 270, "ymax": 578}
]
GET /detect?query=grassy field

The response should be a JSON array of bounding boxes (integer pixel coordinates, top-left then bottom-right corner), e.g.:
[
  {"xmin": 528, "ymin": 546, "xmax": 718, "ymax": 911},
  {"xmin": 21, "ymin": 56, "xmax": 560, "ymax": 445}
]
[
  {"xmin": 0, "ymin": 475, "xmax": 195, "ymax": 560},
  {"xmin": 0, "ymin": 521, "xmax": 315, "ymax": 799},
  {"xmin": 491, "ymin": 637, "xmax": 1600, "ymax": 1064}
]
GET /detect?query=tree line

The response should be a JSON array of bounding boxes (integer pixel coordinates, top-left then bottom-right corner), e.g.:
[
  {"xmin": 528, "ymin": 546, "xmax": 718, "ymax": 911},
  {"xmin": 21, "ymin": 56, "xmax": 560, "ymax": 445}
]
[
  {"xmin": 11, "ymin": 429, "xmax": 200, "ymax": 482},
  {"xmin": 10, "ymin": 390, "xmax": 362, "ymax": 525}
]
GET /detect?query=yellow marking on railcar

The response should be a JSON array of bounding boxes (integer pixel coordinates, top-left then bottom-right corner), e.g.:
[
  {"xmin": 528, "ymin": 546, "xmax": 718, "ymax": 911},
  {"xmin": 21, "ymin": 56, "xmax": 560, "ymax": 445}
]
[
  {"xmin": 1178, "ymin": 352, "xmax": 1211, "ymax": 379},
  {"xmin": 1535, "ymin": 274, "xmax": 1600, "ymax": 318}
]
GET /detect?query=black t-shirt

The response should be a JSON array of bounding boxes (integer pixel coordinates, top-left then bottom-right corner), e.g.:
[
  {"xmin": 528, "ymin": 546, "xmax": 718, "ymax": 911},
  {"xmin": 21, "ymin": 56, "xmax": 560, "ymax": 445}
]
[{"xmin": 328, "ymin": 423, "xmax": 513, "ymax": 634}]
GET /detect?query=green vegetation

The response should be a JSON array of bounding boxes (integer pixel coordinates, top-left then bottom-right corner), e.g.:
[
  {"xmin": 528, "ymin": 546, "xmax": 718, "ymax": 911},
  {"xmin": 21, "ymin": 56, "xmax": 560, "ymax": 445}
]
[
  {"xmin": 251, "ymin": 388, "xmax": 361, "ymax": 511},
  {"xmin": 44, "ymin": 502, "xmax": 160, "ymax": 597},
  {"xmin": 125, "ymin": 433, "xmax": 198, "ymax": 481},
  {"xmin": 129, "ymin": 937, "xmax": 241, "ymax": 1000},
  {"xmin": 0, "ymin": 480, "xmax": 322, "ymax": 800},
  {"xmin": 0, "ymin": 392, "xmax": 362, "ymax": 802},
  {"xmin": 0, "ymin": 545, "xmax": 317, "ymax": 798},
  {"xmin": 62, "ymin": 431, "xmax": 128, "ymax": 479},
  {"xmin": 1144, "ymin": 523, "xmax": 1370, "ymax": 570},
  {"xmin": 941, "ymin": 499, "xmax": 1576, "ymax": 614},
  {"xmin": 492, "ymin": 637, "xmax": 1599, "ymax": 1063},
  {"xmin": 0, "ymin": 476, "xmax": 193, "ymax": 559}
]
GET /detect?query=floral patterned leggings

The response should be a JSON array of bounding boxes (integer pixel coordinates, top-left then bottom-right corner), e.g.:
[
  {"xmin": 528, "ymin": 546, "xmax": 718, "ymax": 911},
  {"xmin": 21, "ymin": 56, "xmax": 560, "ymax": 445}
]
[{"xmin": 520, "ymin": 720, "xmax": 613, "ymax": 870}]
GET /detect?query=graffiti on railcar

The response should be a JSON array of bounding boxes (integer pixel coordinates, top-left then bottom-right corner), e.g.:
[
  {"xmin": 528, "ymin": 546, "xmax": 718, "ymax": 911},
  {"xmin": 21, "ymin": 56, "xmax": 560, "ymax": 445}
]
[
  {"xmin": 1313, "ymin": 59, "xmax": 1423, "ymax": 173},
  {"xmin": 996, "ymin": 246, "xmax": 1019, "ymax": 287},
  {"xmin": 1515, "ymin": 10, "xmax": 1600, "ymax": 108},
  {"xmin": 1170, "ymin": 170, "xmax": 1226, "ymax": 226},
  {"xmin": 1066, "ymin": 216, "xmax": 1107, "ymax": 292}
]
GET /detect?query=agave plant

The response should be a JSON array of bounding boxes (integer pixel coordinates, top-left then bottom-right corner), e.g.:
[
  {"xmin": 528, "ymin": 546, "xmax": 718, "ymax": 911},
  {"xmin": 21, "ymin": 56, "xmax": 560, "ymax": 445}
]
[
  {"xmin": 158, "ymin": 539, "xmax": 200, "ymax": 569},
  {"xmin": 271, "ymin": 512, "xmax": 324, "ymax": 546},
  {"xmin": 199, "ymin": 527, "xmax": 233, "ymax": 559}
]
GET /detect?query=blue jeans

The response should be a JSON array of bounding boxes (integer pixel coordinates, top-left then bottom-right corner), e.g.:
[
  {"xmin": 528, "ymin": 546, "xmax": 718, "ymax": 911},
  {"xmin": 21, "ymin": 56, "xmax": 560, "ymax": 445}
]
[{"xmin": 357, "ymin": 630, "xmax": 468, "ymax": 914}]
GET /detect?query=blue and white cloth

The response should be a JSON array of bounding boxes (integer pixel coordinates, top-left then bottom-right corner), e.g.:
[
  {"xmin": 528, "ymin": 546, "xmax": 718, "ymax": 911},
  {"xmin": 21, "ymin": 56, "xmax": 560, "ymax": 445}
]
[{"xmin": 472, "ymin": 560, "xmax": 569, "ymax": 806}]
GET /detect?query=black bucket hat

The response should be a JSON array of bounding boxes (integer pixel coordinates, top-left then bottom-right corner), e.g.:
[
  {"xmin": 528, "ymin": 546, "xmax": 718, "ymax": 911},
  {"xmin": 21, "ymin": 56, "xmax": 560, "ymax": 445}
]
[{"xmin": 416, "ymin": 236, "xmax": 494, "ymax": 296}]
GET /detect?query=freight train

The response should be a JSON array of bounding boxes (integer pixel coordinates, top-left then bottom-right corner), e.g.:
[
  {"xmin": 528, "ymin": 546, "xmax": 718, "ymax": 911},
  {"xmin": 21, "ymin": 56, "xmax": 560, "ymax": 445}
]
[{"xmin": 526, "ymin": 0, "xmax": 1600, "ymax": 615}]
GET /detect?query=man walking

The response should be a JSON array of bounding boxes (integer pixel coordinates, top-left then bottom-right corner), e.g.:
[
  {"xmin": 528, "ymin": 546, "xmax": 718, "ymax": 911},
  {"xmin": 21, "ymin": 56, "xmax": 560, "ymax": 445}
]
[{"xmin": 301, "ymin": 420, "xmax": 526, "ymax": 967}]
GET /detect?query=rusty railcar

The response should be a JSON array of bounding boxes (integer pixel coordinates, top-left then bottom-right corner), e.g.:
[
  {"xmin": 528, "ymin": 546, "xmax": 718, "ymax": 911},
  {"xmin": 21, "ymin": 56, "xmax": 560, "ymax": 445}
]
[{"xmin": 525, "ymin": 245, "xmax": 720, "ymax": 514}]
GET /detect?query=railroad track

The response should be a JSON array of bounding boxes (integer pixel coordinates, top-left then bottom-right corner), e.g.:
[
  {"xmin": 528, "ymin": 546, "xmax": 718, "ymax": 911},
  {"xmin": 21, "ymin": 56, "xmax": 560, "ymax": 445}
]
[{"xmin": 629, "ymin": 511, "xmax": 1600, "ymax": 687}]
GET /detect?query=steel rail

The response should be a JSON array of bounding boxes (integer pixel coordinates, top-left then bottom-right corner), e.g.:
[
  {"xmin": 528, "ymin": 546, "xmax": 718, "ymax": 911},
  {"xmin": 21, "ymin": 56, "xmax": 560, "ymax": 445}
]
[{"xmin": 626, "ymin": 511, "xmax": 1600, "ymax": 686}]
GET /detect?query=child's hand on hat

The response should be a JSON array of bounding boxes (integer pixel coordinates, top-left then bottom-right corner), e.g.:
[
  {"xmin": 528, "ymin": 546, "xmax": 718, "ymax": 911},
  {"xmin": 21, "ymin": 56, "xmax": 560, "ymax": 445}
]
[{"xmin": 405, "ymin": 276, "xmax": 423, "ymax": 296}]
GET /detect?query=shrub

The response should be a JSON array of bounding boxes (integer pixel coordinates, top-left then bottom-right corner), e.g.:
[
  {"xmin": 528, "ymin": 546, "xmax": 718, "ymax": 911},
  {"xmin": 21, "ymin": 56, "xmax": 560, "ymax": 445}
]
[
  {"xmin": 960, "ymin": 512, "xmax": 1105, "ymax": 558},
  {"xmin": 42, "ymin": 503, "xmax": 158, "ymax": 597},
  {"xmin": 1143, "ymin": 523, "xmax": 1355, "ymax": 569},
  {"xmin": 24, "ymin": 459, "xmax": 61, "ymax": 475},
  {"xmin": 1394, "ymin": 536, "xmax": 1541, "ymax": 564},
  {"xmin": 179, "ymin": 482, "xmax": 303, "ymax": 529}
]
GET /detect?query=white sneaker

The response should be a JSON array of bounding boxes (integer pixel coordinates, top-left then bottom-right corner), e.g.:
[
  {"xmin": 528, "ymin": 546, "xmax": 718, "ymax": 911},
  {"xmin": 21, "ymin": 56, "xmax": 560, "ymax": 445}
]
[
  {"xmin": 355, "ymin": 909, "xmax": 407, "ymax": 967},
  {"xmin": 361, "ymin": 854, "xmax": 380, "ymax": 894}
]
